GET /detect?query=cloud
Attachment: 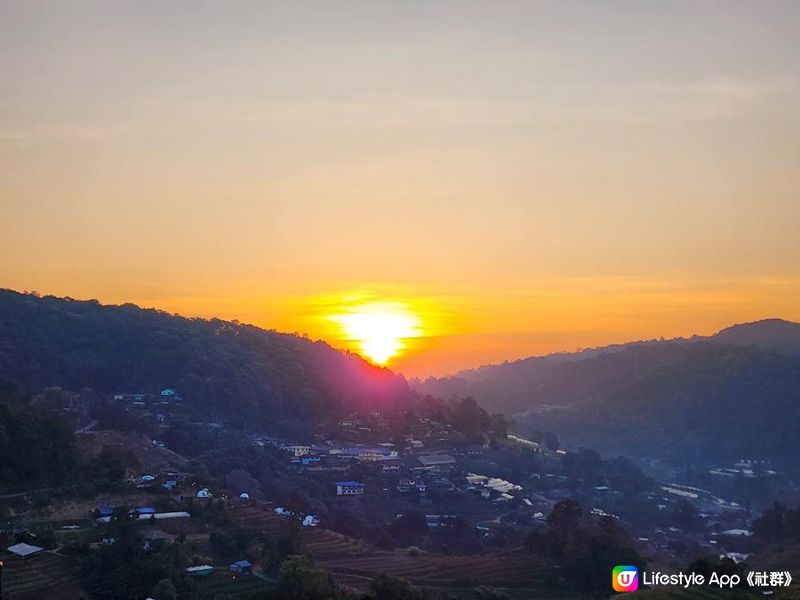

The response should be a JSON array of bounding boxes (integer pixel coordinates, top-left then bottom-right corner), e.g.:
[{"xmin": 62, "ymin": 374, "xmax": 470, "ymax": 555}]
[{"xmin": 0, "ymin": 123, "xmax": 129, "ymax": 144}]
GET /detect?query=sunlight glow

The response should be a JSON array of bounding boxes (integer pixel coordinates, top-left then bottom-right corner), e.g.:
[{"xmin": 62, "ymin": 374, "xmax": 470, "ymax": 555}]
[{"xmin": 330, "ymin": 302, "xmax": 422, "ymax": 365}]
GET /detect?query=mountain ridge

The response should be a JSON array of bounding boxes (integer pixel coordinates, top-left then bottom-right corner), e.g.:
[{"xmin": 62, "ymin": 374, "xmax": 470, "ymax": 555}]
[
  {"xmin": 0, "ymin": 288, "xmax": 411, "ymax": 429},
  {"xmin": 423, "ymin": 318, "xmax": 800, "ymax": 386},
  {"xmin": 411, "ymin": 319, "xmax": 800, "ymax": 464}
]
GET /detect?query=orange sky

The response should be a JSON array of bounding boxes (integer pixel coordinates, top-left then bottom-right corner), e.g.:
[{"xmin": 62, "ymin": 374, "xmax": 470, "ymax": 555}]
[{"xmin": 2, "ymin": 2, "xmax": 800, "ymax": 377}]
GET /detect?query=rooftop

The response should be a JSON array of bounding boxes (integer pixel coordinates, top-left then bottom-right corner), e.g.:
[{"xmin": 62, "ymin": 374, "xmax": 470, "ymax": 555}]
[{"xmin": 7, "ymin": 542, "xmax": 44, "ymax": 557}]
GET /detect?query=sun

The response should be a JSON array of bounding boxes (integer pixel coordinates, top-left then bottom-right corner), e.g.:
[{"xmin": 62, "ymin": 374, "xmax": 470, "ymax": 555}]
[{"xmin": 330, "ymin": 302, "xmax": 422, "ymax": 365}]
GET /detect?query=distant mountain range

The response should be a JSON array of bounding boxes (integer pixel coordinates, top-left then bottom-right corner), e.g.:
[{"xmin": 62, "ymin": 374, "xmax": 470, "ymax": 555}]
[
  {"xmin": 3, "ymin": 287, "xmax": 798, "ymax": 464},
  {"xmin": 0, "ymin": 289, "xmax": 411, "ymax": 429},
  {"xmin": 413, "ymin": 319, "xmax": 800, "ymax": 464}
]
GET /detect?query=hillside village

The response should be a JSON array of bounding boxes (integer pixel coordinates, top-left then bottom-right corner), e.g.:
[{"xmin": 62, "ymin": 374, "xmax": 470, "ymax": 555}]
[{"xmin": 1, "ymin": 384, "xmax": 790, "ymax": 599}]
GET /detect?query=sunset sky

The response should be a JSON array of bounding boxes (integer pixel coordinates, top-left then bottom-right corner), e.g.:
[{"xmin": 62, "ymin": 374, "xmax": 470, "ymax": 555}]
[{"xmin": 2, "ymin": 2, "xmax": 799, "ymax": 376}]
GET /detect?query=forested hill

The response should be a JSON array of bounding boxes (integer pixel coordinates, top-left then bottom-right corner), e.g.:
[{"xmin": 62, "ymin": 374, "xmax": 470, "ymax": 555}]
[
  {"xmin": 411, "ymin": 321, "xmax": 800, "ymax": 464},
  {"xmin": 0, "ymin": 289, "xmax": 410, "ymax": 425},
  {"xmin": 412, "ymin": 319, "xmax": 800, "ymax": 417}
]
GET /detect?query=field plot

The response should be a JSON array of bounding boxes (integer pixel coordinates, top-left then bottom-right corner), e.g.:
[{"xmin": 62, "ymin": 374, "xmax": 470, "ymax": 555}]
[
  {"xmin": 320, "ymin": 550, "xmax": 546, "ymax": 587},
  {"xmin": 1, "ymin": 552, "xmax": 85, "ymax": 600},
  {"xmin": 302, "ymin": 527, "xmax": 370, "ymax": 559},
  {"xmin": 193, "ymin": 570, "xmax": 273, "ymax": 599},
  {"xmin": 228, "ymin": 508, "xmax": 571, "ymax": 597}
]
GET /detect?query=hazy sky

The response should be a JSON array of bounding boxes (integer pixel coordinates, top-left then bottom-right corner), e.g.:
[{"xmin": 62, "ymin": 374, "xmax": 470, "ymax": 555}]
[{"xmin": 3, "ymin": 1, "xmax": 799, "ymax": 376}]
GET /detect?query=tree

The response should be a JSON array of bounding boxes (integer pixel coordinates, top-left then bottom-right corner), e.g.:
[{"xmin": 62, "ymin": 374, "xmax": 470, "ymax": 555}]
[
  {"xmin": 274, "ymin": 556, "xmax": 349, "ymax": 600},
  {"xmin": 90, "ymin": 445, "xmax": 140, "ymax": 482},
  {"xmin": 0, "ymin": 401, "xmax": 77, "ymax": 493},
  {"xmin": 669, "ymin": 499, "xmax": 702, "ymax": 533},
  {"xmin": 263, "ymin": 518, "xmax": 304, "ymax": 573},
  {"xmin": 79, "ymin": 518, "xmax": 185, "ymax": 599},
  {"xmin": 367, "ymin": 574, "xmax": 418, "ymax": 600},
  {"xmin": 389, "ymin": 511, "xmax": 429, "ymax": 547},
  {"xmin": 150, "ymin": 578, "xmax": 177, "ymax": 600},
  {"xmin": 225, "ymin": 468, "xmax": 263, "ymax": 500},
  {"xmin": 450, "ymin": 397, "xmax": 490, "ymax": 435},
  {"xmin": 547, "ymin": 499, "xmax": 583, "ymax": 533},
  {"xmin": 210, "ymin": 529, "xmax": 238, "ymax": 561}
]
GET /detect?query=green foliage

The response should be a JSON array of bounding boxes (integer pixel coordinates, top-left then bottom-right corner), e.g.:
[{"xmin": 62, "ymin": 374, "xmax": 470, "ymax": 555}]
[
  {"xmin": 151, "ymin": 578, "xmax": 178, "ymax": 600},
  {"xmin": 79, "ymin": 517, "xmax": 189, "ymax": 599},
  {"xmin": 527, "ymin": 499, "xmax": 646, "ymax": 593},
  {"xmin": 366, "ymin": 574, "xmax": 418, "ymax": 600},
  {"xmin": 448, "ymin": 397, "xmax": 490, "ymax": 435},
  {"xmin": 418, "ymin": 340, "xmax": 800, "ymax": 464},
  {"xmin": 389, "ymin": 511, "xmax": 429, "ymax": 547},
  {"xmin": 274, "ymin": 556, "xmax": 350, "ymax": 600},
  {"xmin": 668, "ymin": 499, "xmax": 703, "ymax": 533},
  {"xmin": 210, "ymin": 524, "xmax": 256, "ymax": 562},
  {"xmin": 262, "ymin": 518, "xmax": 305, "ymax": 573},
  {"xmin": 87, "ymin": 445, "xmax": 141, "ymax": 482},
  {"xmin": 428, "ymin": 517, "xmax": 482, "ymax": 555},
  {"xmin": 0, "ymin": 289, "xmax": 412, "ymax": 428},
  {"xmin": 0, "ymin": 400, "xmax": 77, "ymax": 493},
  {"xmin": 752, "ymin": 501, "xmax": 800, "ymax": 546},
  {"xmin": 543, "ymin": 431, "xmax": 559, "ymax": 451}
]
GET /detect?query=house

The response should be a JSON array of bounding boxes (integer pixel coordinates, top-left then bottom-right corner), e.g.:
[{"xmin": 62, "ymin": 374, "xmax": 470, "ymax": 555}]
[
  {"xmin": 7, "ymin": 542, "xmax": 44, "ymax": 558},
  {"xmin": 432, "ymin": 477, "xmax": 455, "ymax": 491},
  {"xmin": 486, "ymin": 477, "xmax": 522, "ymax": 493},
  {"xmin": 140, "ymin": 474, "xmax": 156, "ymax": 482},
  {"xmin": 466, "ymin": 474, "xmax": 489, "ymax": 486},
  {"xmin": 300, "ymin": 455, "xmax": 321, "ymax": 466},
  {"xmin": 341, "ymin": 446, "xmax": 397, "ymax": 462},
  {"xmin": 397, "ymin": 479, "xmax": 416, "ymax": 493},
  {"xmin": 162, "ymin": 480, "xmax": 177, "ymax": 491},
  {"xmin": 152, "ymin": 511, "xmax": 191, "ymax": 521},
  {"xmin": 417, "ymin": 454, "xmax": 456, "ymax": 469},
  {"xmin": 135, "ymin": 507, "xmax": 157, "ymax": 515},
  {"xmin": 239, "ymin": 492, "xmax": 250, "ymax": 501},
  {"xmin": 229, "ymin": 560, "xmax": 253, "ymax": 574},
  {"xmin": 720, "ymin": 529, "xmax": 752, "ymax": 537},
  {"xmin": 302, "ymin": 515, "xmax": 320, "ymax": 527},
  {"xmin": 143, "ymin": 529, "xmax": 177, "ymax": 549},
  {"xmin": 283, "ymin": 444, "xmax": 311, "ymax": 457},
  {"xmin": 114, "ymin": 393, "xmax": 146, "ymax": 402},
  {"xmin": 424, "ymin": 514, "xmax": 457, "ymax": 528},
  {"xmin": 187, "ymin": 565, "xmax": 214, "ymax": 577},
  {"xmin": 98, "ymin": 507, "xmax": 114, "ymax": 517},
  {"xmin": 382, "ymin": 459, "xmax": 401, "ymax": 472},
  {"xmin": 336, "ymin": 481, "xmax": 365, "ymax": 496},
  {"xmin": 196, "ymin": 488, "xmax": 212, "ymax": 498},
  {"xmin": 506, "ymin": 434, "xmax": 541, "ymax": 452}
]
